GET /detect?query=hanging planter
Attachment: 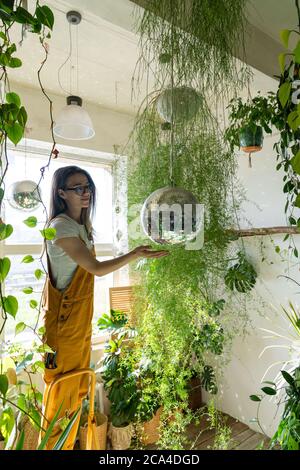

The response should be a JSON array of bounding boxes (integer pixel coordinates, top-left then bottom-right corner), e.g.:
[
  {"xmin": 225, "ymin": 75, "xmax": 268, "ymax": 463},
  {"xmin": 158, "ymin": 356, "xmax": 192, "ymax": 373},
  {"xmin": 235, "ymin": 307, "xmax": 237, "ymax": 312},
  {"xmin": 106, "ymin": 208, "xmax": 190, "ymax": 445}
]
[
  {"xmin": 239, "ymin": 125, "xmax": 263, "ymax": 153},
  {"xmin": 7, "ymin": 180, "xmax": 42, "ymax": 211}
]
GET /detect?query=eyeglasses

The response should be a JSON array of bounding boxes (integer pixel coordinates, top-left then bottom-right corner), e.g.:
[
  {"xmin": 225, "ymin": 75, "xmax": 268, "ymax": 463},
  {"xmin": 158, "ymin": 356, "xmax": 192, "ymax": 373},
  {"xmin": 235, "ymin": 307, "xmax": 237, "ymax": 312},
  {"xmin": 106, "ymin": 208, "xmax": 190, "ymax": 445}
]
[{"xmin": 64, "ymin": 184, "xmax": 92, "ymax": 196}]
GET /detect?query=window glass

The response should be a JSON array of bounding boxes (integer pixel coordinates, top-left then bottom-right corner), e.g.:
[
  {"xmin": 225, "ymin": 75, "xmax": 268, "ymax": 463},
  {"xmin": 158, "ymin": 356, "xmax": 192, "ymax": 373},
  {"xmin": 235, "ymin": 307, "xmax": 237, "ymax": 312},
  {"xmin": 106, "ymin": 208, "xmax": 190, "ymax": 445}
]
[{"xmin": 4, "ymin": 149, "xmax": 113, "ymax": 244}]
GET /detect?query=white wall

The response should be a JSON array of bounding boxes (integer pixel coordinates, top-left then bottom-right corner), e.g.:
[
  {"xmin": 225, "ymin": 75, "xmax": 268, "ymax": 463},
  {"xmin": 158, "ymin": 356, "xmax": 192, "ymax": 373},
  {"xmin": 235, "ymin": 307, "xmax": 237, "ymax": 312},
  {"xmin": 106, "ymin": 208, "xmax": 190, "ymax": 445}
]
[{"xmin": 202, "ymin": 69, "xmax": 300, "ymax": 438}]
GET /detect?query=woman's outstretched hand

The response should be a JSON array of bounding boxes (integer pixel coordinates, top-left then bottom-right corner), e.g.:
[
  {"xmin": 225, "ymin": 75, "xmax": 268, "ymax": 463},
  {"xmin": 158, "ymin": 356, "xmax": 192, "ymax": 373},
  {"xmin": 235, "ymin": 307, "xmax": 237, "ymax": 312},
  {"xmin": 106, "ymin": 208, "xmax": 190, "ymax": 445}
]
[{"xmin": 132, "ymin": 245, "xmax": 170, "ymax": 259}]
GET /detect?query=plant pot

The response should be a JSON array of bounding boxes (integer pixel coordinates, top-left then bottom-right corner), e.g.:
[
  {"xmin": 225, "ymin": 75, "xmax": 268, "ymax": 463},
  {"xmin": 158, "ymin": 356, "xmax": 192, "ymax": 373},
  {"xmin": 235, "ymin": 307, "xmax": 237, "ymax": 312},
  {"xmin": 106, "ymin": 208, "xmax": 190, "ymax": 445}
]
[
  {"xmin": 79, "ymin": 413, "xmax": 108, "ymax": 450},
  {"xmin": 239, "ymin": 125, "xmax": 263, "ymax": 153},
  {"xmin": 188, "ymin": 377, "xmax": 202, "ymax": 410},
  {"xmin": 141, "ymin": 406, "xmax": 163, "ymax": 445},
  {"xmin": 108, "ymin": 422, "xmax": 133, "ymax": 450},
  {"xmin": 17, "ymin": 417, "xmax": 39, "ymax": 450}
]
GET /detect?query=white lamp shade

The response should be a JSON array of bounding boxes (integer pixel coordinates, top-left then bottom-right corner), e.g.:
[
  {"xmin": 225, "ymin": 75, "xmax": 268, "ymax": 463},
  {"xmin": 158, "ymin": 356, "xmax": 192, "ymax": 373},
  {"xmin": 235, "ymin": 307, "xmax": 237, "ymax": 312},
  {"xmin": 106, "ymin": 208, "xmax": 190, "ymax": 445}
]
[{"xmin": 54, "ymin": 97, "xmax": 95, "ymax": 140}]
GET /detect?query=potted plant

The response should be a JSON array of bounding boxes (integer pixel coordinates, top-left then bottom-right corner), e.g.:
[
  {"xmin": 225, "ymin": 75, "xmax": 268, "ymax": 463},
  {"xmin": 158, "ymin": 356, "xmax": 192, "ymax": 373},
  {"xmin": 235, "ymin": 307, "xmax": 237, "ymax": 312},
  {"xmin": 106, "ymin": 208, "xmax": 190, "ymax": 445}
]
[
  {"xmin": 100, "ymin": 336, "xmax": 138, "ymax": 450},
  {"xmin": 224, "ymin": 92, "xmax": 277, "ymax": 166},
  {"xmin": 250, "ymin": 301, "xmax": 300, "ymax": 449},
  {"xmin": 78, "ymin": 399, "xmax": 108, "ymax": 450}
]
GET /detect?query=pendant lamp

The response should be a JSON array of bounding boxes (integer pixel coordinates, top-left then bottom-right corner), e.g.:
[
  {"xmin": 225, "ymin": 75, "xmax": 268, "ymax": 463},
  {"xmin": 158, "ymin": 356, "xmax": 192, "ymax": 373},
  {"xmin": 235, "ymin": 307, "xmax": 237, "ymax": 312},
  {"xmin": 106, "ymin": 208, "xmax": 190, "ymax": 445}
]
[
  {"xmin": 54, "ymin": 95, "xmax": 95, "ymax": 140},
  {"xmin": 54, "ymin": 11, "xmax": 95, "ymax": 141}
]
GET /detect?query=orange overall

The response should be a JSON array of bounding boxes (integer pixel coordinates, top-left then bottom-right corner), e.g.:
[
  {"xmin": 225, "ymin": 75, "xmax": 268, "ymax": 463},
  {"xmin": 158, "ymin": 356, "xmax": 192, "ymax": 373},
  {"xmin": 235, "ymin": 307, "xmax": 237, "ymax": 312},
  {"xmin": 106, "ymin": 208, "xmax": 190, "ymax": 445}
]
[{"xmin": 40, "ymin": 244, "xmax": 95, "ymax": 450}]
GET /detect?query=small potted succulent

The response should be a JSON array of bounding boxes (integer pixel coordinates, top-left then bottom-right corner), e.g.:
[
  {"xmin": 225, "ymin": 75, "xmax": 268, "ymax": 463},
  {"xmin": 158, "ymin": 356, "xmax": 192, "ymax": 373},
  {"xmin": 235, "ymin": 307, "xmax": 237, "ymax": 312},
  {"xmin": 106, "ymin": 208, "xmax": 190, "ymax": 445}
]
[{"xmin": 224, "ymin": 92, "xmax": 277, "ymax": 166}]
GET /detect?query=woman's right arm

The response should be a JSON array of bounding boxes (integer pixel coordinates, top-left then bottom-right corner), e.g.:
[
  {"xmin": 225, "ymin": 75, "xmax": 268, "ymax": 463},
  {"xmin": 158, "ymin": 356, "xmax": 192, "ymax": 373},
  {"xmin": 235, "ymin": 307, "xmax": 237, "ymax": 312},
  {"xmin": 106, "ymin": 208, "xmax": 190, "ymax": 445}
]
[{"xmin": 55, "ymin": 237, "xmax": 169, "ymax": 277}]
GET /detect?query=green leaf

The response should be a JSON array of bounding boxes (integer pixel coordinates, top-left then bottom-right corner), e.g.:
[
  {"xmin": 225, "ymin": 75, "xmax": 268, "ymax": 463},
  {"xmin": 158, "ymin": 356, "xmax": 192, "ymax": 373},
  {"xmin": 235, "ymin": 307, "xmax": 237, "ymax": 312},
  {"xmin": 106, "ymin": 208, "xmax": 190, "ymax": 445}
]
[
  {"xmin": 0, "ymin": 223, "xmax": 13, "ymax": 240},
  {"xmin": 5, "ymin": 122, "xmax": 24, "ymax": 144},
  {"xmin": 261, "ymin": 386, "xmax": 277, "ymax": 395},
  {"xmin": 29, "ymin": 299, "xmax": 38, "ymax": 309},
  {"xmin": 0, "ymin": 374, "xmax": 9, "ymax": 396},
  {"xmin": 3, "ymin": 295, "xmax": 18, "ymax": 318},
  {"xmin": 15, "ymin": 322, "xmax": 26, "ymax": 335},
  {"xmin": 6, "ymin": 92, "xmax": 21, "ymax": 108},
  {"xmin": 0, "ymin": 408, "xmax": 15, "ymax": 443},
  {"xmin": 294, "ymin": 194, "xmax": 300, "ymax": 208},
  {"xmin": 294, "ymin": 40, "xmax": 300, "ymax": 63},
  {"xmin": 15, "ymin": 429, "xmax": 25, "ymax": 450},
  {"xmin": 0, "ymin": 257, "xmax": 11, "ymax": 282},
  {"xmin": 0, "ymin": 187, "xmax": 4, "ymax": 204},
  {"xmin": 17, "ymin": 106, "xmax": 27, "ymax": 128},
  {"xmin": 16, "ymin": 353, "xmax": 34, "ymax": 374},
  {"xmin": 275, "ymin": 245, "xmax": 280, "ymax": 253},
  {"xmin": 22, "ymin": 287, "xmax": 33, "ymax": 294},
  {"xmin": 281, "ymin": 370, "xmax": 295, "ymax": 386},
  {"xmin": 278, "ymin": 82, "xmax": 291, "ymax": 108},
  {"xmin": 38, "ymin": 326, "xmax": 46, "ymax": 335},
  {"xmin": 278, "ymin": 53, "xmax": 287, "ymax": 73},
  {"xmin": 37, "ymin": 402, "xmax": 63, "ymax": 450},
  {"xmin": 35, "ymin": 268, "xmax": 44, "ymax": 280},
  {"xmin": 40, "ymin": 227, "xmax": 56, "ymax": 240},
  {"xmin": 0, "ymin": 32, "xmax": 7, "ymax": 41},
  {"xmin": 36, "ymin": 344, "xmax": 54, "ymax": 354},
  {"xmin": 22, "ymin": 255, "xmax": 34, "ymax": 263},
  {"xmin": 249, "ymin": 394, "xmax": 261, "ymax": 402},
  {"xmin": 287, "ymin": 110, "xmax": 300, "ymax": 130},
  {"xmin": 14, "ymin": 6, "xmax": 35, "ymax": 25},
  {"xmin": 23, "ymin": 216, "xmax": 37, "ymax": 228},
  {"xmin": 280, "ymin": 29, "xmax": 292, "ymax": 48},
  {"xmin": 35, "ymin": 5, "xmax": 54, "ymax": 30},
  {"xmin": 8, "ymin": 57, "xmax": 22, "ymax": 68},
  {"xmin": 291, "ymin": 150, "xmax": 300, "ymax": 175},
  {"xmin": 52, "ymin": 407, "xmax": 80, "ymax": 450}
]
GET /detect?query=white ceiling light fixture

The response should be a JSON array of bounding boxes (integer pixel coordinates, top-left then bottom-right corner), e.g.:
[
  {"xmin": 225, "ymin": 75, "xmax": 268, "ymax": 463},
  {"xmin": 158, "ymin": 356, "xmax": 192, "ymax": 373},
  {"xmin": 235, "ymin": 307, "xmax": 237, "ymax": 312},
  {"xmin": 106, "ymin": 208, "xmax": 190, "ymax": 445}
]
[{"xmin": 54, "ymin": 11, "xmax": 95, "ymax": 141}]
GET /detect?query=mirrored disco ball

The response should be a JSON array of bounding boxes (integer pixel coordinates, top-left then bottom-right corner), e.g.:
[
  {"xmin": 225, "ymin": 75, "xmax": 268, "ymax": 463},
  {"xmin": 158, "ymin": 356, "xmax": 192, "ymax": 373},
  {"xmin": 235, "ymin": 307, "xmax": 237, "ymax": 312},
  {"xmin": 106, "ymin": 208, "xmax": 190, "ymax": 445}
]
[
  {"xmin": 156, "ymin": 86, "xmax": 202, "ymax": 123},
  {"xmin": 141, "ymin": 186, "xmax": 203, "ymax": 245},
  {"xmin": 8, "ymin": 180, "xmax": 42, "ymax": 211}
]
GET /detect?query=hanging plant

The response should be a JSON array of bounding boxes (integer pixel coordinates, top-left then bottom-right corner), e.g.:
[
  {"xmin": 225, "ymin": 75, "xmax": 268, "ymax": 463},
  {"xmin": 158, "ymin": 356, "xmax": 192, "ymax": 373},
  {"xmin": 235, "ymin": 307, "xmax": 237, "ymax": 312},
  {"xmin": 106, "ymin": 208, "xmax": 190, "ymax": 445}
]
[
  {"xmin": 224, "ymin": 251, "xmax": 257, "ymax": 293},
  {"xmin": 224, "ymin": 93, "xmax": 277, "ymax": 166}
]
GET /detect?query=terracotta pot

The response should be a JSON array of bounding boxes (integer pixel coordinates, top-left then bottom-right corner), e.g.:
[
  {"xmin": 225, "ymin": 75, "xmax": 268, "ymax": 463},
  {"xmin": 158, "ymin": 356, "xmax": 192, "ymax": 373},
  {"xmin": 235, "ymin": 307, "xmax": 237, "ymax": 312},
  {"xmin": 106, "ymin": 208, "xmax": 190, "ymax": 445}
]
[
  {"xmin": 141, "ymin": 406, "xmax": 163, "ymax": 445},
  {"xmin": 108, "ymin": 422, "xmax": 133, "ymax": 450}
]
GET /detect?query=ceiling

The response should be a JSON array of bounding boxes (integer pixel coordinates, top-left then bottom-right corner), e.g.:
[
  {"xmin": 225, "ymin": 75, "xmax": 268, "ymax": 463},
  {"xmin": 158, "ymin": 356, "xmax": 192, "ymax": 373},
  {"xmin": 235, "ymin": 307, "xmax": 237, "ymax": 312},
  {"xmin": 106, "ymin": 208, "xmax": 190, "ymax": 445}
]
[{"xmin": 7, "ymin": 0, "xmax": 300, "ymax": 116}]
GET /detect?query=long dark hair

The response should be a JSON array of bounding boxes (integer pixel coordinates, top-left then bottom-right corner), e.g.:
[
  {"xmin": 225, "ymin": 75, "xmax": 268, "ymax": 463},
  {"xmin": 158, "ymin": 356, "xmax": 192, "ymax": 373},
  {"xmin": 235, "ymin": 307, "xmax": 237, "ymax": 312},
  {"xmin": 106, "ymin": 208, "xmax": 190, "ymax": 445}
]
[{"xmin": 48, "ymin": 166, "xmax": 96, "ymax": 239}]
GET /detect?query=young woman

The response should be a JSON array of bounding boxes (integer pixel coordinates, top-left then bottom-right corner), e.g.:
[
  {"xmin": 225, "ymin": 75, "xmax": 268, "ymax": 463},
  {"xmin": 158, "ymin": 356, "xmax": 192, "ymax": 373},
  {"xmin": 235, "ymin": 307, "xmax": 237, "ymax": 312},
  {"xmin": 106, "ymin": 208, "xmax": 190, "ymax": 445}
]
[{"xmin": 40, "ymin": 165, "xmax": 168, "ymax": 450}]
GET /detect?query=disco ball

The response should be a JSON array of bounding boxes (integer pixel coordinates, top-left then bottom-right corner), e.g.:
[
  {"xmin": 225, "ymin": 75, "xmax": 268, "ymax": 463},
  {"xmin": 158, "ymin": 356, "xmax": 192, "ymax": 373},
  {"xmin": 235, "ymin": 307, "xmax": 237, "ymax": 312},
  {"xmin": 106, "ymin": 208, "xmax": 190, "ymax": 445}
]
[
  {"xmin": 141, "ymin": 186, "xmax": 203, "ymax": 245},
  {"xmin": 8, "ymin": 180, "xmax": 42, "ymax": 211},
  {"xmin": 156, "ymin": 86, "xmax": 202, "ymax": 123}
]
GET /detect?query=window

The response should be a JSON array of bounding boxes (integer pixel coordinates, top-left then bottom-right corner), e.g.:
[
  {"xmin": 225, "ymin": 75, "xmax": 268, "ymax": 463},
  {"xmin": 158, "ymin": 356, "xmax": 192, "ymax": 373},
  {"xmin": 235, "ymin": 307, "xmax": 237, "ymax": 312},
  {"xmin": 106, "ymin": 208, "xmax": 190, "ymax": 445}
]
[{"xmin": 2, "ymin": 139, "xmax": 128, "ymax": 343}]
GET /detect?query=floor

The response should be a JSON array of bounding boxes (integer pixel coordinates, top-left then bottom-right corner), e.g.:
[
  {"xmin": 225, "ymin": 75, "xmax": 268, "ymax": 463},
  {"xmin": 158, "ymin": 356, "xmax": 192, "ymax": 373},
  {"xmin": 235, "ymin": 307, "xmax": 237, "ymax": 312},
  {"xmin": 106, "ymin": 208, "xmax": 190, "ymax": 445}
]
[
  {"xmin": 186, "ymin": 413, "xmax": 269, "ymax": 450},
  {"xmin": 143, "ymin": 411, "xmax": 270, "ymax": 451}
]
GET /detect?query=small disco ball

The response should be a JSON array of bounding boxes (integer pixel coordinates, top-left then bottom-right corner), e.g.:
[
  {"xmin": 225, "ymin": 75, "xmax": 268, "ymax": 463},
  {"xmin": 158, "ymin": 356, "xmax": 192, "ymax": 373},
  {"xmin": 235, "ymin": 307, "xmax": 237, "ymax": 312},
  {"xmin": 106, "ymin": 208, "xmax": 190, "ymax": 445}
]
[
  {"xmin": 141, "ymin": 186, "xmax": 203, "ymax": 245},
  {"xmin": 156, "ymin": 86, "xmax": 202, "ymax": 123},
  {"xmin": 8, "ymin": 180, "xmax": 42, "ymax": 211}
]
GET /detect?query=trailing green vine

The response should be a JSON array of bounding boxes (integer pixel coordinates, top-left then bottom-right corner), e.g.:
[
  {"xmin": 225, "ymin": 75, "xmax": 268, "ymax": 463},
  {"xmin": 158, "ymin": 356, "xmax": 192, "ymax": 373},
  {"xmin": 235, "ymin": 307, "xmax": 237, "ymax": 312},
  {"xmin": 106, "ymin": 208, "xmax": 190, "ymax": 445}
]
[{"xmin": 126, "ymin": 0, "xmax": 256, "ymax": 449}]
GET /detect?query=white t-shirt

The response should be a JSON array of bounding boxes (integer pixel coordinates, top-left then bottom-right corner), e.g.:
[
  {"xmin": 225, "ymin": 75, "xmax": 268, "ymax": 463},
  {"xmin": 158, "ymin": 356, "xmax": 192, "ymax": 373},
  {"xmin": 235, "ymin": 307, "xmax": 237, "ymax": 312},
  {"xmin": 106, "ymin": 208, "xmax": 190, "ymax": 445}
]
[{"xmin": 46, "ymin": 213, "xmax": 93, "ymax": 291}]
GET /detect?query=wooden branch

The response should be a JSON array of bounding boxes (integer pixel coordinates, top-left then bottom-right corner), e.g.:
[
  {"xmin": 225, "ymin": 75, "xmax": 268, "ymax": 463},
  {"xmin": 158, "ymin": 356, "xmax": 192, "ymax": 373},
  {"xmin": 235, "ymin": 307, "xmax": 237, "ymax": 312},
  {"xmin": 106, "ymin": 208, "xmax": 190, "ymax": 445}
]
[{"xmin": 228, "ymin": 226, "xmax": 300, "ymax": 238}]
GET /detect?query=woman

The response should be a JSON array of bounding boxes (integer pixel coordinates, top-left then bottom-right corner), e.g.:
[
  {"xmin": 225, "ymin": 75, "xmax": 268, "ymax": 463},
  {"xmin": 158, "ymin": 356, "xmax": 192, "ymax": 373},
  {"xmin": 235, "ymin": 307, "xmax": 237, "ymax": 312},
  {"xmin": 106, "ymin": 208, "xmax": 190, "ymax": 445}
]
[{"xmin": 40, "ymin": 165, "xmax": 168, "ymax": 450}]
